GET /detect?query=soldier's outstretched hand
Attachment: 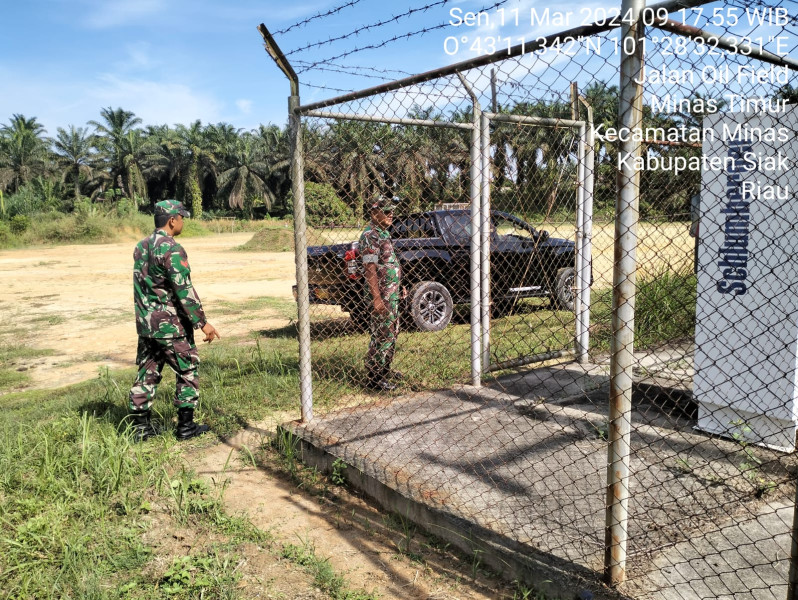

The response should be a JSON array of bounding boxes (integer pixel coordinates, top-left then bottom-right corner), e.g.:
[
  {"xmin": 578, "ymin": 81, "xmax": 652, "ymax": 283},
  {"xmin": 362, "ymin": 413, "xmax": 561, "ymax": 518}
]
[{"xmin": 201, "ymin": 322, "xmax": 220, "ymax": 343}]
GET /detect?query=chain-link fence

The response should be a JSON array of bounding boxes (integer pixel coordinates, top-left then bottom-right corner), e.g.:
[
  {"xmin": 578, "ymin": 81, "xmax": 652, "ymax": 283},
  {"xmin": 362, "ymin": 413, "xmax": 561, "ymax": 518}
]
[{"xmin": 263, "ymin": 0, "xmax": 798, "ymax": 596}]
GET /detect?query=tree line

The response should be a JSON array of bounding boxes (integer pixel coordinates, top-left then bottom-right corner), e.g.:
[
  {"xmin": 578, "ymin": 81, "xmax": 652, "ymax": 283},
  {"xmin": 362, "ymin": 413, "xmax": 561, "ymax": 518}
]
[
  {"xmin": 5, "ymin": 81, "xmax": 789, "ymax": 226},
  {"xmin": 0, "ymin": 108, "xmax": 291, "ymax": 221}
]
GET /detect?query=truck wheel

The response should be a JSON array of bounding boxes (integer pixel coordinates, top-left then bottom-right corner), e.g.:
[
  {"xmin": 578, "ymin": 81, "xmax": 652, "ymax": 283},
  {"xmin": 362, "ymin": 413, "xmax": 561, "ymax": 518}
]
[
  {"xmin": 410, "ymin": 281, "xmax": 453, "ymax": 331},
  {"xmin": 553, "ymin": 267, "xmax": 576, "ymax": 312}
]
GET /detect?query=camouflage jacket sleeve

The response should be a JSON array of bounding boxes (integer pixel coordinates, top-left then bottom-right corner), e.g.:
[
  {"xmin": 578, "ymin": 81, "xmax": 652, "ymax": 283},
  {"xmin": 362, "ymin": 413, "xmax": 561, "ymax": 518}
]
[
  {"xmin": 165, "ymin": 244, "xmax": 207, "ymax": 329},
  {"xmin": 359, "ymin": 227, "xmax": 379, "ymax": 265}
]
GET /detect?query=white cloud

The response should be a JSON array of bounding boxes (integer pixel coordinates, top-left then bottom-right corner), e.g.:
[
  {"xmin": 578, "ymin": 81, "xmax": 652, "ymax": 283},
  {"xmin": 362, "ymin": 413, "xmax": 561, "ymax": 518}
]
[
  {"xmin": 236, "ymin": 99, "xmax": 253, "ymax": 115},
  {"xmin": 91, "ymin": 74, "xmax": 224, "ymax": 126},
  {"xmin": 85, "ymin": 0, "xmax": 166, "ymax": 29},
  {"xmin": 112, "ymin": 42, "xmax": 157, "ymax": 73}
]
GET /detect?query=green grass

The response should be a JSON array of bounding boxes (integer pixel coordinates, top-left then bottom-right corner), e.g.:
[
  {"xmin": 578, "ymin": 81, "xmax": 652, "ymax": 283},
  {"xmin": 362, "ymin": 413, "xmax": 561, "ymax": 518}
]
[
  {"xmin": 214, "ymin": 297, "xmax": 297, "ymax": 321},
  {"xmin": 590, "ymin": 268, "xmax": 697, "ymax": 353},
  {"xmin": 281, "ymin": 537, "xmax": 379, "ymax": 600},
  {"xmin": 0, "ymin": 211, "xmax": 215, "ymax": 249},
  {"xmin": 0, "ymin": 344, "xmax": 57, "ymax": 392},
  {"xmin": 304, "ymin": 302, "xmax": 576, "ymax": 404},
  {"xmin": 235, "ymin": 226, "xmax": 295, "ymax": 252},
  {"xmin": 29, "ymin": 314, "xmax": 67, "ymax": 326},
  {"xmin": 0, "ymin": 338, "xmax": 289, "ymax": 599}
]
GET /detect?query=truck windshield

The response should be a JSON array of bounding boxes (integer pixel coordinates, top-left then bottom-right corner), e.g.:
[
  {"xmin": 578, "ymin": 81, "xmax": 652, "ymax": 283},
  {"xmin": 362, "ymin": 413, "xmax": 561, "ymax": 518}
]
[
  {"xmin": 493, "ymin": 215, "xmax": 536, "ymax": 241},
  {"xmin": 439, "ymin": 213, "xmax": 472, "ymax": 244}
]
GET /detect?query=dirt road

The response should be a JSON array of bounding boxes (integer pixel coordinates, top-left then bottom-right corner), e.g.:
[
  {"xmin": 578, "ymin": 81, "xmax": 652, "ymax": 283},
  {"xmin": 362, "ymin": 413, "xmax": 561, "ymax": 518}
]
[{"xmin": 0, "ymin": 232, "xmax": 297, "ymax": 390}]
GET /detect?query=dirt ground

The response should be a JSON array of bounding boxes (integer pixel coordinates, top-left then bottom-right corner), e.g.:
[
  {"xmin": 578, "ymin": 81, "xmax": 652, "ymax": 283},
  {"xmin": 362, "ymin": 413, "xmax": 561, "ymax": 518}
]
[
  {"xmin": 0, "ymin": 232, "xmax": 517, "ymax": 599},
  {"xmin": 0, "ymin": 232, "xmax": 297, "ymax": 389}
]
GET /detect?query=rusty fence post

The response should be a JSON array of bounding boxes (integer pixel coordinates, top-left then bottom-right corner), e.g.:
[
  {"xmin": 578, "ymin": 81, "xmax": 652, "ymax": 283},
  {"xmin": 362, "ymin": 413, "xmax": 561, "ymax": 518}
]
[
  {"xmin": 259, "ymin": 25, "xmax": 313, "ymax": 422},
  {"xmin": 604, "ymin": 0, "xmax": 646, "ymax": 586}
]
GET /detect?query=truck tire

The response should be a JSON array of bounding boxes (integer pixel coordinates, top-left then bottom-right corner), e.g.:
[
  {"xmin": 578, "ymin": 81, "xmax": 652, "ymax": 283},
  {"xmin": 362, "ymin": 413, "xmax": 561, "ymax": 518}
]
[
  {"xmin": 409, "ymin": 281, "xmax": 453, "ymax": 331},
  {"xmin": 553, "ymin": 267, "xmax": 576, "ymax": 312}
]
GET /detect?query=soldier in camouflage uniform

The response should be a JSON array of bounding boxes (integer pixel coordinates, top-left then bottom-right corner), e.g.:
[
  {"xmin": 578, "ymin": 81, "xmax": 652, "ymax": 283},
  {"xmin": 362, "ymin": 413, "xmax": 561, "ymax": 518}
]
[
  {"xmin": 128, "ymin": 199, "xmax": 220, "ymax": 441},
  {"xmin": 360, "ymin": 195, "xmax": 402, "ymax": 391}
]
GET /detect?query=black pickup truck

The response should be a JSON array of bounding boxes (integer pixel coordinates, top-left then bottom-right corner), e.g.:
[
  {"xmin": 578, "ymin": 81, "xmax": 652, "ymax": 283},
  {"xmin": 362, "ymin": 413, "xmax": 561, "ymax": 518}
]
[{"xmin": 299, "ymin": 209, "xmax": 577, "ymax": 331}]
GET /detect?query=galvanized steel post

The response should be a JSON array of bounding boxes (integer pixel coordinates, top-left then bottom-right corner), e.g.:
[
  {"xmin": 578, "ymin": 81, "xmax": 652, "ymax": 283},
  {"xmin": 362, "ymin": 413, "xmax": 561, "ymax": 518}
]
[
  {"xmin": 480, "ymin": 112, "xmax": 492, "ymax": 371},
  {"xmin": 258, "ymin": 24, "xmax": 313, "ymax": 422},
  {"xmin": 604, "ymin": 0, "xmax": 645, "ymax": 586},
  {"xmin": 457, "ymin": 74, "xmax": 483, "ymax": 387},
  {"xmin": 575, "ymin": 123, "xmax": 587, "ymax": 361},
  {"xmin": 576, "ymin": 100, "xmax": 595, "ymax": 363},
  {"xmin": 289, "ymin": 95, "xmax": 314, "ymax": 423}
]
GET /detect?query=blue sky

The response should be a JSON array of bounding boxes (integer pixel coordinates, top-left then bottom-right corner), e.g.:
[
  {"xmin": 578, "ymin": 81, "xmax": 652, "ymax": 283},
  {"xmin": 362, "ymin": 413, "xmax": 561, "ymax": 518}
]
[
  {"xmin": 2, "ymin": 0, "xmax": 794, "ymax": 136},
  {"xmin": 0, "ymin": 0, "xmax": 516, "ymax": 134}
]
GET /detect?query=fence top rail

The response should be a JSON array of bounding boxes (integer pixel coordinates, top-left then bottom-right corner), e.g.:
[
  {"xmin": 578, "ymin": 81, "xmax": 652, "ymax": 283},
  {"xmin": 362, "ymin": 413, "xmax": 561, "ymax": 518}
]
[
  {"xmin": 300, "ymin": 109, "xmax": 475, "ymax": 129},
  {"xmin": 484, "ymin": 113, "xmax": 585, "ymax": 129},
  {"xmin": 294, "ymin": 0, "xmax": 716, "ymax": 113}
]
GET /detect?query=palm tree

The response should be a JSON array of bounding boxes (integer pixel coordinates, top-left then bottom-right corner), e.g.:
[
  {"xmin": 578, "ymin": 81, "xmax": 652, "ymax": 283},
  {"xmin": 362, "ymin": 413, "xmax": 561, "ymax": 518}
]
[
  {"xmin": 0, "ymin": 114, "xmax": 49, "ymax": 193},
  {"xmin": 51, "ymin": 125, "xmax": 95, "ymax": 203},
  {"xmin": 216, "ymin": 133, "xmax": 271, "ymax": 215},
  {"xmin": 322, "ymin": 120, "xmax": 390, "ymax": 217},
  {"xmin": 385, "ymin": 123, "xmax": 433, "ymax": 213},
  {"xmin": 170, "ymin": 121, "xmax": 218, "ymax": 218},
  {"xmin": 255, "ymin": 124, "xmax": 291, "ymax": 213},
  {"xmin": 139, "ymin": 124, "xmax": 174, "ymax": 201},
  {"xmin": 89, "ymin": 107, "xmax": 147, "ymax": 202}
]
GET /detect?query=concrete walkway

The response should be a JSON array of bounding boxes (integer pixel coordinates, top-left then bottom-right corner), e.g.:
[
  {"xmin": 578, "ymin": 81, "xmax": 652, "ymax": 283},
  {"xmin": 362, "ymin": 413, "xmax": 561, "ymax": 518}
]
[{"xmin": 286, "ymin": 360, "xmax": 795, "ymax": 599}]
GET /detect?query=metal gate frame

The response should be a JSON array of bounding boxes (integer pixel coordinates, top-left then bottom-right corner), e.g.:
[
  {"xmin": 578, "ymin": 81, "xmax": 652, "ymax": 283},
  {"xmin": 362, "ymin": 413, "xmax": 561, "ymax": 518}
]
[{"xmin": 297, "ymin": 91, "xmax": 595, "ymax": 394}]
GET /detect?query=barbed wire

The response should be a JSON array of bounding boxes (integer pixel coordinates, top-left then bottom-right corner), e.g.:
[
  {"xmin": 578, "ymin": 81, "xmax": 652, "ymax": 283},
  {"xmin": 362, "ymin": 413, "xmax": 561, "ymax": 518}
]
[
  {"xmin": 294, "ymin": 60, "xmax": 413, "ymax": 78},
  {"xmin": 285, "ymin": 0, "xmax": 453, "ymax": 58},
  {"xmin": 272, "ymin": 0, "xmax": 364, "ymax": 36},
  {"xmin": 302, "ymin": 81, "xmax": 357, "ymax": 94},
  {"xmin": 295, "ymin": 0, "xmax": 506, "ymax": 72},
  {"xmin": 296, "ymin": 64, "xmax": 394, "ymax": 82}
]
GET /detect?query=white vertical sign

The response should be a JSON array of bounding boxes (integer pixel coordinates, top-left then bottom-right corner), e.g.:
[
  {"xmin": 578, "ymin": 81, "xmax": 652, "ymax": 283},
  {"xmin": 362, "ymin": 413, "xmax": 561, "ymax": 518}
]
[{"xmin": 694, "ymin": 107, "xmax": 798, "ymax": 452}]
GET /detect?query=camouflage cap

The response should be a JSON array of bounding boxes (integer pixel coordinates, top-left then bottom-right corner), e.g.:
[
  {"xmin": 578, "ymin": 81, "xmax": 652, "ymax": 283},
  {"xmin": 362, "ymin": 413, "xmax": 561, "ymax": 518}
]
[
  {"xmin": 154, "ymin": 200, "xmax": 190, "ymax": 218},
  {"xmin": 371, "ymin": 195, "xmax": 398, "ymax": 213}
]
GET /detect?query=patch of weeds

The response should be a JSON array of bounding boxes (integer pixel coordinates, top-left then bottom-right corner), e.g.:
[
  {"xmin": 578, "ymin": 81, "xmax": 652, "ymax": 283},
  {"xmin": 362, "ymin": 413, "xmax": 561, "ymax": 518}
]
[
  {"xmin": 590, "ymin": 268, "xmax": 696, "ymax": 352},
  {"xmin": 0, "ymin": 367, "xmax": 30, "ymax": 390},
  {"xmin": 215, "ymin": 296, "xmax": 296, "ymax": 321},
  {"xmin": 331, "ymin": 457, "xmax": 348, "ymax": 486},
  {"xmin": 673, "ymin": 457, "xmax": 693, "ymax": 474},
  {"xmin": 0, "ymin": 345, "xmax": 57, "ymax": 392},
  {"xmin": 159, "ymin": 550, "xmax": 242, "ymax": 598},
  {"xmin": 513, "ymin": 581, "xmax": 551, "ymax": 599},
  {"xmin": 281, "ymin": 537, "xmax": 378, "ymax": 600},
  {"xmin": 423, "ymin": 533, "xmax": 450, "ymax": 554},
  {"xmin": 730, "ymin": 420, "xmax": 777, "ymax": 498},
  {"xmin": 76, "ymin": 311, "xmax": 128, "ymax": 324},
  {"xmin": 471, "ymin": 548, "xmax": 484, "ymax": 579},
  {"xmin": 589, "ymin": 418, "xmax": 609, "ymax": 441},
  {"xmin": 236, "ymin": 227, "xmax": 295, "ymax": 252},
  {"xmin": 29, "ymin": 314, "xmax": 67, "ymax": 326},
  {"xmin": 384, "ymin": 512, "xmax": 423, "ymax": 563},
  {"xmin": 0, "ymin": 344, "xmax": 56, "ymax": 363},
  {"xmin": 274, "ymin": 428, "xmax": 301, "ymax": 479}
]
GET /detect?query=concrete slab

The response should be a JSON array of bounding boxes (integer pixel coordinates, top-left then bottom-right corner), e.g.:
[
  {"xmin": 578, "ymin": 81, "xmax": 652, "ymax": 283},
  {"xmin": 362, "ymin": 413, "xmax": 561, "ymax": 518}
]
[{"xmin": 286, "ymin": 360, "xmax": 796, "ymax": 599}]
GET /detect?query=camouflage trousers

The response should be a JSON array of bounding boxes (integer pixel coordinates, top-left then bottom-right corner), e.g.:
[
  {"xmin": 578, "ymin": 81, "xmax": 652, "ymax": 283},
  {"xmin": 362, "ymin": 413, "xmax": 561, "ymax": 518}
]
[
  {"xmin": 364, "ymin": 298, "xmax": 399, "ymax": 376},
  {"xmin": 128, "ymin": 335, "xmax": 200, "ymax": 412}
]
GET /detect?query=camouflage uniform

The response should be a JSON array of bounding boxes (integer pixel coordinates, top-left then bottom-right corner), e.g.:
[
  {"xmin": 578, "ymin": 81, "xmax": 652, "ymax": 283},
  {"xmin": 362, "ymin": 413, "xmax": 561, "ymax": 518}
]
[
  {"xmin": 360, "ymin": 216, "xmax": 402, "ymax": 380},
  {"xmin": 129, "ymin": 221, "xmax": 207, "ymax": 412}
]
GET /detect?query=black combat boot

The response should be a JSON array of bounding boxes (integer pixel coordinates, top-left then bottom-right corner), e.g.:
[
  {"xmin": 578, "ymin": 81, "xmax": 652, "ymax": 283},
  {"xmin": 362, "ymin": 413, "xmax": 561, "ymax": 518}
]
[
  {"xmin": 365, "ymin": 368, "xmax": 397, "ymax": 392},
  {"xmin": 175, "ymin": 407, "xmax": 210, "ymax": 440},
  {"xmin": 130, "ymin": 410, "xmax": 157, "ymax": 442}
]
